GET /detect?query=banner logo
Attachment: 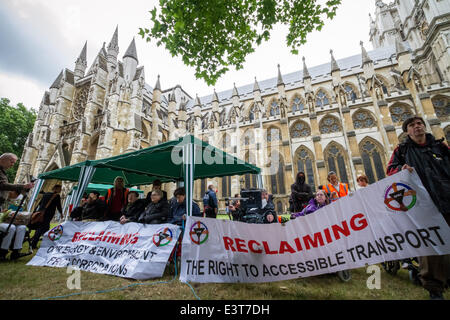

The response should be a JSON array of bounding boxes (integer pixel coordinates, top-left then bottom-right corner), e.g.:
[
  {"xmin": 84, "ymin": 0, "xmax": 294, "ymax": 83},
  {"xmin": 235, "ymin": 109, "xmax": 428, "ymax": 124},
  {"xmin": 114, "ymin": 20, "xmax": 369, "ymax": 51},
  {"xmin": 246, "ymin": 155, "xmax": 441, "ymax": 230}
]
[
  {"xmin": 152, "ymin": 227, "xmax": 173, "ymax": 247},
  {"xmin": 189, "ymin": 221, "xmax": 209, "ymax": 245},
  {"xmin": 48, "ymin": 225, "xmax": 64, "ymax": 241},
  {"xmin": 384, "ymin": 182, "xmax": 417, "ymax": 212}
]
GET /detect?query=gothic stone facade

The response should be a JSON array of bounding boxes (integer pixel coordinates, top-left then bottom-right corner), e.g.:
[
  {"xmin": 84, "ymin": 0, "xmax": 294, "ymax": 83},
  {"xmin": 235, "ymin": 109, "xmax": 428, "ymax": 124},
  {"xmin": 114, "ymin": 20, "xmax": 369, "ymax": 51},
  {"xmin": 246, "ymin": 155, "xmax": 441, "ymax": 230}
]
[{"xmin": 16, "ymin": 0, "xmax": 450, "ymax": 214}]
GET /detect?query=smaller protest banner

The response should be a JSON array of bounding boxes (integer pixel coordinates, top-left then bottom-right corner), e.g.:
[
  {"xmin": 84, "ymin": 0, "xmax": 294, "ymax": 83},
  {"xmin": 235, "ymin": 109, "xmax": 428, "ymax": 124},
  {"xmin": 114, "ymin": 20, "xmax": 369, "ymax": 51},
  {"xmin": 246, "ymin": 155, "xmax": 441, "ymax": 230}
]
[{"xmin": 28, "ymin": 221, "xmax": 182, "ymax": 280}]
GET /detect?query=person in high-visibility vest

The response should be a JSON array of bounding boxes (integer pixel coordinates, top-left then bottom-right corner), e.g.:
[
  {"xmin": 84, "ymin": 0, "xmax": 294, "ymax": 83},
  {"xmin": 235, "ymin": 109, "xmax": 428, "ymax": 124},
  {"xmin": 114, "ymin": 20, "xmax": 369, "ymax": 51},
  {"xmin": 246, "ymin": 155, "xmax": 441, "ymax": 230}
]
[
  {"xmin": 104, "ymin": 176, "xmax": 129, "ymax": 221},
  {"xmin": 325, "ymin": 171, "xmax": 349, "ymax": 202}
]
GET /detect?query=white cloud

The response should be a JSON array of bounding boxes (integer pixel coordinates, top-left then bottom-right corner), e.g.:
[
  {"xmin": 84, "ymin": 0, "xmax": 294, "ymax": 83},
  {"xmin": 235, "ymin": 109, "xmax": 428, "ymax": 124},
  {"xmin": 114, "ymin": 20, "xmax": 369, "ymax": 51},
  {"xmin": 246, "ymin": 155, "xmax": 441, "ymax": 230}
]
[{"xmin": 0, "ymin": 72, "xmax": 45, "ymax": 110}]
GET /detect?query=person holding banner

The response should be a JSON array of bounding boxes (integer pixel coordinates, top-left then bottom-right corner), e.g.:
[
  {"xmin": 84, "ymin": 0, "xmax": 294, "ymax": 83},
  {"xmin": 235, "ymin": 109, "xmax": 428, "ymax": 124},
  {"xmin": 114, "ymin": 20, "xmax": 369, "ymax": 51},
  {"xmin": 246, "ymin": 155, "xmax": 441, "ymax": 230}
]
[
  {"xmin": 325, "ymin": 171, "xmax": 349, "ymax": 202},
  {"xmin": 168, "ymin": 187, "xmax": 201, "ymax": 226},
  {"xmin": 387, "ymin": 115, "xmax": 450, "ymax": 300},
  {"xmin": 119, "ymin": 191, "xmax": 147, "ymax": 224},
  {"xmin": 290, "ymin": 189, "xmax": 330, "ymax": 219}
]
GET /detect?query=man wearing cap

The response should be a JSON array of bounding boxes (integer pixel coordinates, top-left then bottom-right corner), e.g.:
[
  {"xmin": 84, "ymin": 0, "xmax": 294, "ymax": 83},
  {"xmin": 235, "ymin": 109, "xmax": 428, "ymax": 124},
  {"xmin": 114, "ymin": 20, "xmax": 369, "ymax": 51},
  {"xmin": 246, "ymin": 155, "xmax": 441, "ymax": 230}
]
[
  {"xmin": 387, "ymin": 115, "xmax": 450, "ymax": 300},
  {"xmin": 325, "ymin": 171, "xmax": 349, "ymax": 202}
]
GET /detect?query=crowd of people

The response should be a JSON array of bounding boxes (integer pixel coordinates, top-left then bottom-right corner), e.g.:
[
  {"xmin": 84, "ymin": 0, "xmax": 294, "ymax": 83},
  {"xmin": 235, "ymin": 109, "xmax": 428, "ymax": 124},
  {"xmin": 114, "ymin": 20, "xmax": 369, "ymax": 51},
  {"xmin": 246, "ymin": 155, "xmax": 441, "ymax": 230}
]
[{"xmin": 0, "ymin": 115, "xmax": 449, "ymax": 299}]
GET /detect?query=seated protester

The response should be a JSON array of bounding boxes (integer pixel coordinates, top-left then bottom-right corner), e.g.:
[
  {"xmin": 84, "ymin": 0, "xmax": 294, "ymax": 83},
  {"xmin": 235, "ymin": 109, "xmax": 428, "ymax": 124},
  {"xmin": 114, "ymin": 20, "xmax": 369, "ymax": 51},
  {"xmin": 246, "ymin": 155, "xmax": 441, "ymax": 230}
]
[
  {"xmin": 70, "ymin": 191, "xmax": 106, "ymax": 221},
  {"xmin": 0, "ymin": 191, "xmax": 28, "ymax": 261},
  {"xmin": 146, "ymin": 179, "xmax": 167, "ymax": 202},
  {"xmin": 123, "ymin": 189, "xmax": 169, "ymax": 225},
  {"xmin": 119, "ymin": 191, "xmax": 147, "ymax": 222},
  {"xmin": 104, "ymin": 176, "xmax": 129, "ymax": 221},
  {"xmin": 168, "ymin": 187, "xmax": 201, "ymax": 226},
  {"xmin": 291, "ymin": 189, "xmax": 330, "ymax": 219},
  {"xmin": 259, "ymin": 189, "xmax": 277, "ymax": 224}
]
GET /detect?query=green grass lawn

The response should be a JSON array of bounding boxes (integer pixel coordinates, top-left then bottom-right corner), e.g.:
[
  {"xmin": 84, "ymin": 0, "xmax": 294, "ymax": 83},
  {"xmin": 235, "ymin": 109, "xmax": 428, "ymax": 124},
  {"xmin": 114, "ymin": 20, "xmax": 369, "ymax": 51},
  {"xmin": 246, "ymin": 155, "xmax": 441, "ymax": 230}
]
[{"xmin": 0, "ymin": 220, "xmax": 435, "ymax": 300}]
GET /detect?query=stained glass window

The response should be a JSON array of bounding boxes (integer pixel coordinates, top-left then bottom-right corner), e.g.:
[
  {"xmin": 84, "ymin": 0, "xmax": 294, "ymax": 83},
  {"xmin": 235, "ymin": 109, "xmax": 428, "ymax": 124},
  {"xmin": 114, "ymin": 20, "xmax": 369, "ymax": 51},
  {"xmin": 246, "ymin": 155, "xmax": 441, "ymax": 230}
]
[
  {"xmin": 292, "ymin": 97, "xmax": 305, "ymax": 112},
  {"xmin": 316, "ymin": 90, "xmax": 330, "ymax": 107},
  {"xmin": 352, "ymin": 110, "xmax": 376, "ymax": 129},
  {"xmin": 296, "ymin": 147, "xmax": 316, "ymax": 191},
  {"xmin": 270, "ymin": 101, "xmax": 280, "ymax": 116},
  {"xmin": 360, "ymin": 140, "xmax": 386, "ymax": 184},
  {"xmin": 267, "ymin": 127, "xmax": 281, "ymax": 142},
  {"xmin": 432, "ymin": 97, "xmax": 450, "ymax": 119},
  {"xmin": 290, "ymin": 120, "xmax": 311, "ymax": 138},
  {"xmin": 269, "ymin": 153, "xmax": 286, "ymax": 195},
  {"xmin": 326, "ymin": 144, "xmax": 348, "ymax": 184},
  {"xmin": 390, "ymin": 104, "xmax": 413, "ymax": 124},
  {"xmin": 345, "ymin": 85, "xmax": 357, "ymax": 102},
  {"xmin": 320, "ymin": 116, "xmax": 341, "ymax": 134}
]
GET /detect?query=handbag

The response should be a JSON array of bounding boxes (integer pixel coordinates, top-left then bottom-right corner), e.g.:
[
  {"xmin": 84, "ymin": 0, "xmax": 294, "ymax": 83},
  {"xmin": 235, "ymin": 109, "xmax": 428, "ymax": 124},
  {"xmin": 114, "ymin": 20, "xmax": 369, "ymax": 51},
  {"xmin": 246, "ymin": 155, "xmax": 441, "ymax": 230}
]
[{"xmin": 30, "ymin": 193, "xmax": 57, "ymax": 225}]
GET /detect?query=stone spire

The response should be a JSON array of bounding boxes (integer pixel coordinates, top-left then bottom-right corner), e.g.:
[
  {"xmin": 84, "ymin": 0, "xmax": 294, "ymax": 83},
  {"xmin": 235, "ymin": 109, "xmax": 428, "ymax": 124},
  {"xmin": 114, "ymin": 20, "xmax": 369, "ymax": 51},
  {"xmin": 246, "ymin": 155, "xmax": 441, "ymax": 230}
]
[
  {"xmin": 154, "ymin": 74, "xmax": 161, "ymax": 91},
  {"xmin": 211, "ymin": 88, "xmax": 219, "ymax": 102},
  {"xmin": 360, "ymin": 41, "xmax": 373, "ymax": 66},
  {"xmin": 108, "ymin": 25, "xmax": 119, "ymax": 51},
  {"xmin": 123, "ymin": 37, "xmax": 138, "ymax": 64},
  {"xmin": 50, "ymin": 70, "xmax": 63, "ymax": 89},
  {"xmin": 253, "ymin": 77, "xmax": 260, "ymax": 92},
  {"xmin": 302, "ymin": 56, "xmax": 311, "ymax": 80},
  {"xmin": 74, "ymin": 42, "xmax": 87, "ymax": 80},
  {"xmin": 277, "ymin": 64, "xmax": 284, "ymax": 86},
  {"xmin": 169, "ymin": 87, "xmax": 176, "ymax": 102},
  {"xmin": 330, "ymin": 49, "xmax": 340, "ymax": 73},
  {"xmin": 232, "ymin": 83, "xmax": 239, "ymax": 98}
]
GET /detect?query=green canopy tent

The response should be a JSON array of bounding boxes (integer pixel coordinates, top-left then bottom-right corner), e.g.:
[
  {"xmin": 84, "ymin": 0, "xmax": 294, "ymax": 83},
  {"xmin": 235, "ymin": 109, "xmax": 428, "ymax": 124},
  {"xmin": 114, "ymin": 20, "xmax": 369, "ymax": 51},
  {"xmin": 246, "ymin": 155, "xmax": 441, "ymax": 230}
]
[
  {"xmin": 68, "ymin": 184, "xmax": 144, "ymax": 195},
  {"xmin": 32, "ymin": 135, "xmax": 262, "ymax": 219}
]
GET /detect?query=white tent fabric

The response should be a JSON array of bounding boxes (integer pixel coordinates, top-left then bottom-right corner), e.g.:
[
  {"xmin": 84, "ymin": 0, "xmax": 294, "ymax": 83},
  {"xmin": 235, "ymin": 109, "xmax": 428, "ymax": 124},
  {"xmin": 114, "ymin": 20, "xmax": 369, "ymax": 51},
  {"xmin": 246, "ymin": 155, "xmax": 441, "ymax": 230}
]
[
  {"xmin": 64, "ymin": 166, "xmax": 96, "ymax": 221},
  {"xmin": 183, "ymin": 142, "xmax": 195, "ymax": 217}
]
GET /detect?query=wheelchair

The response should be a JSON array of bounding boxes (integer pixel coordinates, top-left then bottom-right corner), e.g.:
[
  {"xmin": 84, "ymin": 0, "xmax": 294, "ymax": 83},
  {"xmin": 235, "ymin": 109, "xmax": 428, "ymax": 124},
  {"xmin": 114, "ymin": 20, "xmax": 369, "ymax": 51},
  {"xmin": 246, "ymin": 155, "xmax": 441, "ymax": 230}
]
[{"xmin": 381, "ymin": 258, "xmax": 421, "ymax": 285}]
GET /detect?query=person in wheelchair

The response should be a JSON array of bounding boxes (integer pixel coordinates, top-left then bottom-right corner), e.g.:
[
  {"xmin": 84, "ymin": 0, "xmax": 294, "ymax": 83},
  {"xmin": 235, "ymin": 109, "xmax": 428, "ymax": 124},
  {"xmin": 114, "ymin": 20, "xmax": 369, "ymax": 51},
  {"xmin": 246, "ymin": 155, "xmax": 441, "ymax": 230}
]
[
  {"xmin": 229, "ymin": 189, "xmax": 277, "ymax": 224},
  {"xmin": 0, "ymin": 191, "xmax": 27, "ymax": 261}
]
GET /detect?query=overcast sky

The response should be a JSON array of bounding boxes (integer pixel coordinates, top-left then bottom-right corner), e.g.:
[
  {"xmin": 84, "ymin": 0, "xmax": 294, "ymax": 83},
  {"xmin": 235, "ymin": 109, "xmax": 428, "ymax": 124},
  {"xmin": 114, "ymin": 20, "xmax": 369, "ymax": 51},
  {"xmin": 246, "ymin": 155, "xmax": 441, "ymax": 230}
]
[{"xmin": 0, "ymin": 0, "xmax": 377, "ymax": 110}]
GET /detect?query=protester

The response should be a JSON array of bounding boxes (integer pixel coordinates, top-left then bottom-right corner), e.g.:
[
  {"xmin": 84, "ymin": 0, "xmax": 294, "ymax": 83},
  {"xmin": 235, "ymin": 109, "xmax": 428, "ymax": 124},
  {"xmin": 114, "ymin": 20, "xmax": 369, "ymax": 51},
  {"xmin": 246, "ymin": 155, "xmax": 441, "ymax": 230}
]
[
  {"xmin": 260, "ymin": 189, "xmax": 277, "ymax": 224},
  {"xmin": 70, "ymin": 191, "xmax": 106, "ymax": 221},
  {"xmin": 104, "ymin": 176, "xmax": 129, "ymax": 221},
  {"xmin": 146, "ymin": 179, "xmax": 167, "ymax": 202},
  {"xmin": 289, "ymin": 171, "xmax": 313, "ymax": 213},
  {"xmin": 202, "ymin": 184, "xmax": 218, "ymax": 218},
  {"xmin": 387, "ymin": 115, "xmax": 450, "ymax": 300},
  {"xmin": 325, "ymin": 171, "xmax": 349, "ymax": 202},
  {"xmin": 168, "ymin": 187, "xmax": 201, "ymax": 226},
  {"xmin": 356, "ymin": 175, "xmax": 369, "ymax": 188},
  {"xmin": 124, "ymin": 189, "xmax": 169, "ymax": 225},
  {"xmin": 0, "ymin": 191, "xmax": 28, "ymax": 261},
  {"xmin": 291, "ymin": 189, "xmax": 330, "ymax": 219},
  {"xmin": 0, "ymin": 153, "xmax": 34, "ymax": 209},
  {"xmin": 118, "ymin": 191, "xmax": 147, "ymax": 224},
  {"xmin": 30, "ymin": 185, "xmax": 62, "ymax": 250}
]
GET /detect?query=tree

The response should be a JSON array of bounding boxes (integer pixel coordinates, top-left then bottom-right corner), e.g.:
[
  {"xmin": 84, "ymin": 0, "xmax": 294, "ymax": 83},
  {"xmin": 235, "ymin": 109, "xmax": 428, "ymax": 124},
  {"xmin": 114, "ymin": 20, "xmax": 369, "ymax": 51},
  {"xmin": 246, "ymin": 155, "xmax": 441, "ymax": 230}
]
[
  {"xmin": 0, "ymin": 98, "xmax": 36, "ymax": 182},
  {"xmin": 139, "ymin": 0, "xmax": 341, "ymax": 85}
]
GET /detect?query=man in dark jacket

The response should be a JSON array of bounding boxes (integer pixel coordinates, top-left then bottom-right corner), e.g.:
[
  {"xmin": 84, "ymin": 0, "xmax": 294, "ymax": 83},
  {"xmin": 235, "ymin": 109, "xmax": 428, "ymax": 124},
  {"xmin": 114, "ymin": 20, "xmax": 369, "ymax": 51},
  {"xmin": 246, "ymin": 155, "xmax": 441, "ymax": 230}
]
[
  {"xmin": 70, "ymin": 191, "xmax": 107, "ymax": 221},
  {"xmin": 387, "ymin": 116, "xmax": 450, "ymax": 300},
  {"xmin": 119, "ymin": 191, "xmax": 147, "ymax": 222},
  {"xmin": 168, "ymin": 187, "xmax": 201, "ymax": 226},
  {"xmin": 289, "ymin": 172, "xmax": 313, "ymax": 213},
  {"xmin": 30, "ymin": 185, "xmax": 62, "ymax": 249},
  {"xmin": 146, "ymin": 179, "xmax": 168, "ymax": 202},
  {"xmin": 202, "ymin": 184, "xmax": 218, "ymax": 218}
]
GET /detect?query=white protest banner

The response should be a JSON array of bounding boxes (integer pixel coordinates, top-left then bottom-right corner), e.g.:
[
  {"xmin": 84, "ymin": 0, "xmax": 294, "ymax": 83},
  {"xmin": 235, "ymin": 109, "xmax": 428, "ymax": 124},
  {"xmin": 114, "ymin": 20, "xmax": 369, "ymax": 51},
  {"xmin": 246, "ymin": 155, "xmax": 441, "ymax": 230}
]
[
  {"xmin": 28, "ymin": 221, "xmax": 181, "ymax": 280},
  {"xmin": 180, "ymin": 170, "xmax": 450, "ymax": 283}
]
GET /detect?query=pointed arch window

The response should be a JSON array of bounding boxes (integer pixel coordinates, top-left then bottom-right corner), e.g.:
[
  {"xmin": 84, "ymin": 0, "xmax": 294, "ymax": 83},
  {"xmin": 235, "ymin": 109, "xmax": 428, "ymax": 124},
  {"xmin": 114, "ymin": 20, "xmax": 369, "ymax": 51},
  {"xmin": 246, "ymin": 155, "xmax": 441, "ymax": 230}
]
[
  {"xmin": 267, "ymin": 126, "xmax": 281, "ymax": 142},
  {"xmin": 270, "ymin": 101, "xmax": 280, "ymax": 116},
  {"xmin": 325, "ymin": 144, "xmax": 349, "ymax": 184},
  {"xmin": 360, "ymin": 139, "xmax": 386, "ymax": 184},
  {"xmin": 320, "ymin": 116, "xmax": 341, "ymax": 134},
  {"xmin": 344, "ymin": 85, "xmax": 357, "ymax": 102},
  {"xmin": 243, "ymin": 130, "xmax": 254, "ymax": 146},
  {"xmin": 292, "ymin": 96, "xmax": 305, "ymax": 112},
  {"xmin": 316, "ymin": 90, "xmax": 330, "ymax": 107},
  {"xmin": 352, "ymin": 110, "xmax": 376, "ymax": 129},
  {"xmin": 390, "ymin": 104, "xmax": 413, "ymax": 124},
  {"xmin": 295, "ymin": 147, "xmax": 316, "ymax": 191},
  {"xmin": 290, "ymin": 120, "xmax": 311, "ymax": 138}
]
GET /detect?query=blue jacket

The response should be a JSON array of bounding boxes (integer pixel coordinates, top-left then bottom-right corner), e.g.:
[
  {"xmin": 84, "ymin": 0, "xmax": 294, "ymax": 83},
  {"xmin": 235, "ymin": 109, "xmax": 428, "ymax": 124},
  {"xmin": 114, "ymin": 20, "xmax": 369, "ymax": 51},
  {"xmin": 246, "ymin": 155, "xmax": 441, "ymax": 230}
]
[
  {"xmin": 202, "ymin": 189, "xmax": 218, "ymax": 208},
  {"xmin": 168, "ymin": 200, "xmax": 201, "ymax": 225}
]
